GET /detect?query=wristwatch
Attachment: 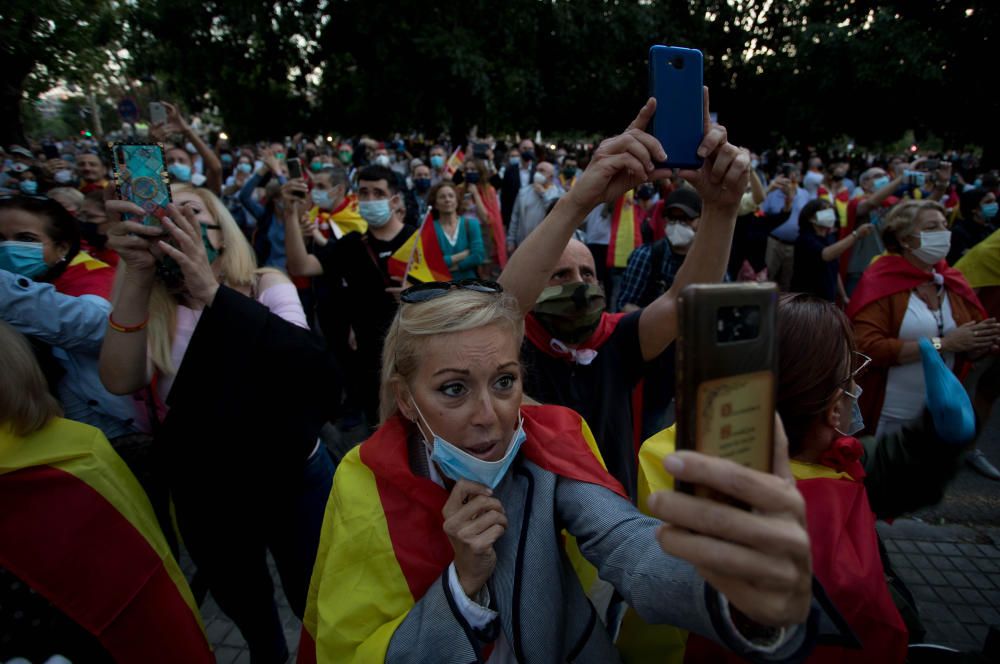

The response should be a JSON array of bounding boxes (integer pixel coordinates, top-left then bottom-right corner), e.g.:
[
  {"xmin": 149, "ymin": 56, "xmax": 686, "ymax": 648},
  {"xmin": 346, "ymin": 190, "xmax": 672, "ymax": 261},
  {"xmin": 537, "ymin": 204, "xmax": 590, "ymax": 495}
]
[{"xmin": 931, "ymin": 336, "xmax": 943, "ymax": 351}]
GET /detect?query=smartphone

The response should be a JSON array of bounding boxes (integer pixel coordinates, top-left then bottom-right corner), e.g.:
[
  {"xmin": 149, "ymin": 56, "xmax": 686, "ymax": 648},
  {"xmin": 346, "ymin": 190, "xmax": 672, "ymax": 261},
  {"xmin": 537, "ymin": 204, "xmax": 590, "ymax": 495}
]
[
  {"xmin": 675, "ymin": 283, "xmax": 777, "ymax": 503},
  {"xmin": 110, "ymin": 143, "xmax": 172, "ymax": 228},
  {"xmin": 287, "ymin": 157, "xmax": 303, "ymax": 180},
  {"xmin": 648, "ymin": 45, "xmax": 704, "ymax": 170},
  {"xmin": 905, "ymin": 170, "xmax": 926, "ymax": 188},
  {"xmin": 924, "ymin": 159, "xmax": 940, "ymax": 171},
  {"xmin": 149, "ymin": 102, "xmax": 167, "ymax": 126}
]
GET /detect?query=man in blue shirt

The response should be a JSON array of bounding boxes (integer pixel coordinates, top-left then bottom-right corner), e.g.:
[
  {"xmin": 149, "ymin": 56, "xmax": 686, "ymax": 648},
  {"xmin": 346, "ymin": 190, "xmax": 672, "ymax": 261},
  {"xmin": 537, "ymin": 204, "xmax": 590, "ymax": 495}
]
[{"xmin": 762, "ymin": 163, "xmax": 810, "ymax": 291}]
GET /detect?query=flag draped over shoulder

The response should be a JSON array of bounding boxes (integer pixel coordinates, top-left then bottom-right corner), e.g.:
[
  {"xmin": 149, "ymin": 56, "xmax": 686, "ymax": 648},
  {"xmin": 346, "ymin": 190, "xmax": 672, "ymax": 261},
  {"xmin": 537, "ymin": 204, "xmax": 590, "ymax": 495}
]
[
  {"xmin": 0, "ymin": 419, "xmax": 213, "ymax": 663},
  {"xmin": 387, "ymin": 212, "xmax": 452, "ymax": 284},
  {"xmin": 608, "ymin": 190, "xmax": 641, "ymax": 269},
  {"xmin": 956, "ymin": 227, "xmax": 1000, "ymax": 288},
  {"xmin": 298, "ymin": 405, "xmax": 624, "ymax": 663},
  {"xmin": 846, "ymin": 254, "xmax": 985, "ymax": 320},
  {"xmin": 311, "ymin": 195, "xmax": 367, "ymax": 239},
  {"xmin": 52, "ymin": 250, "xmax": 114, "ymax": 300}
]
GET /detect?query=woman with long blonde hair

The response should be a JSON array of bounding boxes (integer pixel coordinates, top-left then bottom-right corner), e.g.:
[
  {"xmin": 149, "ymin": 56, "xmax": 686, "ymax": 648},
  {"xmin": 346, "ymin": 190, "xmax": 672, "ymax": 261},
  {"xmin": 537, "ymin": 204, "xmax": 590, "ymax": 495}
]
[{"xmin": 99, "ymin": 184, "xmax": 339, "ymax": 663}]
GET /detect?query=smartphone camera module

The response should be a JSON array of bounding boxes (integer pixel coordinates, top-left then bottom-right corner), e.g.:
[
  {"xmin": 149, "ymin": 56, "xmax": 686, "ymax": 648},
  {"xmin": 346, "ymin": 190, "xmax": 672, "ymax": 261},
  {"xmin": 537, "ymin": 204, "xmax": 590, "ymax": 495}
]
[
  {"xmin": 716, "ymin": 305, "xmax": 761, "ymax": 343},
  {"xmin": 670, "ymin": 56, "xmax": 685, "ymax": 69}
]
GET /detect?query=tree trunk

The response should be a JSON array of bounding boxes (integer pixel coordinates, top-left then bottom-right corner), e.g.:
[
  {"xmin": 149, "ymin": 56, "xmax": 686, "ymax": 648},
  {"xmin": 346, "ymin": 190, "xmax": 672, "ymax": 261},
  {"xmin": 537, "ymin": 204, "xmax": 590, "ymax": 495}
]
[{"xmin": 0, "ymin": 66, "xmax": 31, "ymax": 147}]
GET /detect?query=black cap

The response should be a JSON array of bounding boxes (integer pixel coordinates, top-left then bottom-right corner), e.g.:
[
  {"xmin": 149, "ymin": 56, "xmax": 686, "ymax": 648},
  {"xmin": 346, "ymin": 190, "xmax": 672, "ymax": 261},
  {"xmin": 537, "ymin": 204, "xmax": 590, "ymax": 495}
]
[{"xmin": 664, "ymin": 187, "xmax": 702, "ymax": 219}]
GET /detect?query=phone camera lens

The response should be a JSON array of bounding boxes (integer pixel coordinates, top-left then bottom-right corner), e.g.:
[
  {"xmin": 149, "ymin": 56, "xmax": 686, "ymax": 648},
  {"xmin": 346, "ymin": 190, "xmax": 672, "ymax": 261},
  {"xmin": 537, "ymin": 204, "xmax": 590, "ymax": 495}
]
[{"xmin": 671, "ymin": 56, "xmax": 685, "ymax": 69}]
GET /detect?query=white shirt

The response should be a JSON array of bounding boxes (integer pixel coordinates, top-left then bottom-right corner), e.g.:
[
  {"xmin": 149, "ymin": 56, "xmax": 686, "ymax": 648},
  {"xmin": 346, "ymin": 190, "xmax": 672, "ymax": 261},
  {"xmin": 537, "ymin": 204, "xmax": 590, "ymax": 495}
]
[{"xmin": 878, "ymin": 289, "xmax": 956, "ymax": 437}]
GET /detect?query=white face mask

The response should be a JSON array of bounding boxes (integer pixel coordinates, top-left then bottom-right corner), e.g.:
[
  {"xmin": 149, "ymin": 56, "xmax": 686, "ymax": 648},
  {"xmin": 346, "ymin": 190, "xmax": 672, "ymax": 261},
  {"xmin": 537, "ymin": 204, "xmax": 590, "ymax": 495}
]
[
  {"xmin": 533, "ymin": 171, "xmax": 549, "ymax": 186},
  {"xmin": 666, "ymin": 221, "xmax": 696, "ymax": 247},
  {"xmin": 814, "ymin": 208, "xmax": 837, "ymax": 228},
  {"xmin": 910, "ymin": 230, "xmax": 951, "ymax": 265}
]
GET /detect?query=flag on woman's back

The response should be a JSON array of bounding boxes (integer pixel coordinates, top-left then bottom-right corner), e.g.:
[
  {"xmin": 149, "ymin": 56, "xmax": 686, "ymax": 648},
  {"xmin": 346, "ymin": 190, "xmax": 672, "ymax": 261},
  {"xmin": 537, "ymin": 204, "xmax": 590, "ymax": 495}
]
[{"xmin": 387, "ymin": 212, "xmax": 452, "ymax": 284}]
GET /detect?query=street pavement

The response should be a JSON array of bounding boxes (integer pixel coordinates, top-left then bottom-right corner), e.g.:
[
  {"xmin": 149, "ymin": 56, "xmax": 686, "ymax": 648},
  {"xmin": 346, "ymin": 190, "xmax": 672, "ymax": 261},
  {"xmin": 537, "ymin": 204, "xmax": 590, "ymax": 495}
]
[{"xmin": 199, "ymin": 408, "xmax": 1000, "ymax": 661}]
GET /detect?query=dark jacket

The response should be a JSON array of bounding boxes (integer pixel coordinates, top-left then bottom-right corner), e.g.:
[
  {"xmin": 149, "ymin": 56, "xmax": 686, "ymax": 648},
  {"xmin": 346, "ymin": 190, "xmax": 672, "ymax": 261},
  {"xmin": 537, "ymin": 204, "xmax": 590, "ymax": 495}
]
[{"xmin": 501, "ymin": 163, "xmax": 535, "ymax": 227}]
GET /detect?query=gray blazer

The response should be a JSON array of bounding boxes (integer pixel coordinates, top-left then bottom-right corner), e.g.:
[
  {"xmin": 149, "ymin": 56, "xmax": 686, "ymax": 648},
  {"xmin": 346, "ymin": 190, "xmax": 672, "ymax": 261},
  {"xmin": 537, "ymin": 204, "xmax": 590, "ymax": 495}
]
[{"xmin": 386, "ymin": 454, "xmax": 814, "ymax": 663}]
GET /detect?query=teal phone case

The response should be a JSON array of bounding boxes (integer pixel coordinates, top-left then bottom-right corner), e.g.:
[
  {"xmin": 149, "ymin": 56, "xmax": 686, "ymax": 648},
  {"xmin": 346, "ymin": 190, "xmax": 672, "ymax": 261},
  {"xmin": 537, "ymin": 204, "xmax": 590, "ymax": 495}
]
[{"xmin": 110, "ymin": 143, "xmax": 172, "ymax": 226}]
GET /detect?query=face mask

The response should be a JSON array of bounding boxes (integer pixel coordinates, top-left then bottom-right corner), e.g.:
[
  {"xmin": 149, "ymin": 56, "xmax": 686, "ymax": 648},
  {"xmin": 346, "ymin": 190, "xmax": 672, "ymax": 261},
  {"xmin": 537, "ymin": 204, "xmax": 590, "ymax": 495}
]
[
  {"xmin": 430, "ymin": 155, "xmax": 445, "ymax": 170},
  {"xmin": 910, "ymin": 230, "xmax": 951, "ymax": 264},
  {"xmin": 274, "ymin": 152, "xmax": 286, "ymax": 161},
  {"xmin": 414, "ymin": 177, "xmax": 431, "ymax": 193},
  {"xmin": 750, "ymin": 159, "xmax": 760, "ymax": 169},
  {"xmin": 636, "ymin": 185, "xmax": 655, "ymax": 201},
  {"xmin": 533, "ymin": 171, "xmax": 549, "ymax": 186},
  {"xmin": 19, "ymin": 180, "xmax": 38, "ymax": 195},
  {"xmin": 339, "ymin": 151, "xmax": 353, "ymax": 164},
  {"xmin": 168, "ymin": 163, "xmax": 193, "ymax": 182},
  {"xmin": 310, "ymin": 160, "xmax": 324, "ymax": 172},
  {"xmin": 871, "ymin": 175, "xmax": 890, "ymax": 190},
  {"xmin": 836, "ymin": 384, "xmax": 865, "ymax": 437},
  {"xmin": 359, "ymin": 199, "xmax": 392, "ymax": 227},
  {"xmin": 464, "ymin": 171, "xmax": 480, "ymax": 184},
  {"xmin": 54, "ymin": 169, "xmax": 74, "ymax": 184},
  {"xmin": 520, "ymin": 150, "xmax": 535, "ymax": 163},
  {"xmin": 11, "ymin": 162, "xmax": 29, "ymax": 173},
  {"xmin": 311, "ymin": 188, "xmax": 333, "ymax": 210},
  {"xmin": 562, "ymin": 167, "xmax": 576, "ymax": 179},
  {"xmin": 200, "ymin": 223, "xmax": 222, "ymax": 263},
  {"xmin": 238, "ymin": 163, "xmax": 253, "ymax": 174},
  {"xmin": 974, "ymin": 178, "xmax": 983, "ymax": 189},
  {"xmin": 981, "ymin": 202, "xmax": 998, "ymax": 220},
  {"xmin": 413, "ymin": 400, "xmax": 526, "ymax": 489},
  {"xmin": 375, "ymin": 154, "xmax": 391, "ymax": 168},
  {"xmin": 510, "ymin": 157, "xmax": 521, "ymax": 167},
  {"xmin": 221, "ymin": 154, "xmax": 233, "ymax": 165},
  {"xmin": 0, "ymin": 241, "xmax": 49, "ymax": 278},
  {"xmin": 666, "ymin": 221, "xmax": 696, "ymax": 247},
  {"xmin": 814, "ymin": 208, "xmax": 837, "ymax": 228},
  {"xmin": 532, "ymin": 282, "xmax": 606, "ymax": 344}
]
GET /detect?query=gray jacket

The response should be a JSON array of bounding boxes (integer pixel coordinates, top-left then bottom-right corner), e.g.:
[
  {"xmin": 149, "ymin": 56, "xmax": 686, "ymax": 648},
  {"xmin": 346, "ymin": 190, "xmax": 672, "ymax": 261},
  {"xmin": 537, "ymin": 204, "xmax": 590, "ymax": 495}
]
[{"xmin": 386, "ymin": 454, "xmax": 813, "ymax": 663}]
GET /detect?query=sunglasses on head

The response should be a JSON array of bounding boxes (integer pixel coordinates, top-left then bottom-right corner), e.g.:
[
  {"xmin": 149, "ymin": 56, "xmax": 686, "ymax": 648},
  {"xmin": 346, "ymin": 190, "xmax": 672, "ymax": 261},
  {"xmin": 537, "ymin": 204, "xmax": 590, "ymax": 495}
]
[{"xmin": 400, "ymin": 279, "xmax": 503, "ymax": 304}]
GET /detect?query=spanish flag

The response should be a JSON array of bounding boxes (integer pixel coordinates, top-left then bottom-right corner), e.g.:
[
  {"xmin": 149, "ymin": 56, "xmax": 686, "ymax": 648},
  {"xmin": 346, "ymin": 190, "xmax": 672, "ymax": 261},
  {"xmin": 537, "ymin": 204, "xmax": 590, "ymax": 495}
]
[
  {"xmin": 298, "ymin": 405, "xmax": 625, "ymax": 663},
  {"xmin": 608, "ymin": 190, "xmax": 642, "ymax": 269},
  {"xmin": 445, "ymin": 147, "xmax": 465, "ymax": 177},
  {"xmin": 52, "ymin": 250, "xmax": 115, "ymax": 300},
  {"xmin": 956, "ymin": 227, "xmax": 1000, "ymax": 288},
  {"xmin": 617, "ymin": 427, "xmax": 906, "ymax": 663},
  {"xmin": 311, "ymin": 194, "xmax": 367, "ymax": 240},
  {"xmin": 387, "ymin": 213, "xmax": 452, "ymax": 284},
  {"xmin": 0, "ymin": 419, "xmax": 213, "ymax": 663}
]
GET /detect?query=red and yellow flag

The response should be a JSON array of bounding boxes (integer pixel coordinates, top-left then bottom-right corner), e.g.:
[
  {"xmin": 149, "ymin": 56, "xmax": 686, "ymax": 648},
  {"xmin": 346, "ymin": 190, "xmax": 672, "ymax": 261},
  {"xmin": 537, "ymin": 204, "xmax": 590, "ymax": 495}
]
[
  {"xmin": 445, "ymin": 147, "xmax": 465, "ymax": 177},
  {"xmin": 298, "ymin": 405, "xmax": 623, "ymax": 663},
  {"xmin": 387, "ymin": 212, "xmax": 452, "ymax": 284},
  {"xmin": 52, "ymin": 250, "xmax": 114, "ymax": 300},
  {"xmin": 311, "ymin": 194, "xmax": 367, "ymax": 239},
  {"xmin": 608, "ymin": 190, "xmax": 642, "ymax": 269},
  {"xmin": 0, "ymin": 419, "xmax": 213, "ymax": 663}
]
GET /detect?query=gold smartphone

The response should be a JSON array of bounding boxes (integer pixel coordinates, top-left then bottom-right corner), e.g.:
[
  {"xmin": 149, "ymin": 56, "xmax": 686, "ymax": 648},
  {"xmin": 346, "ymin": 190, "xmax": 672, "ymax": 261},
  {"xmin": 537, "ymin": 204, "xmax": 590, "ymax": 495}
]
[{"xmin": 675, "ymin": 283, "xmax": 778, "ymax": 502}]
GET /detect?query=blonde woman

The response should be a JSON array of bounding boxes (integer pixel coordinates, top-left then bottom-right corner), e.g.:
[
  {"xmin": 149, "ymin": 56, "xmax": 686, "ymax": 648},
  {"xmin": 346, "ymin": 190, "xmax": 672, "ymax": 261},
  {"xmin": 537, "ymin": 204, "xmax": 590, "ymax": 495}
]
[
  {"xmin": 100, "ymin": 185, "xmax": 339, "ymax": 663},
  {"xmin": 0, "ymin": 321, "xmax": 213, "ymax": 663}
]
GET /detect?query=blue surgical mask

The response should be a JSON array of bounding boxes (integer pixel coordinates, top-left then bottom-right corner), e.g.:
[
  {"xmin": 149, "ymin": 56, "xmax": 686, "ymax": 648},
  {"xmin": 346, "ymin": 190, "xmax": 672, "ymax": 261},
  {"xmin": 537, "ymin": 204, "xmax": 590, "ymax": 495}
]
[
  {"xmin": 221, "ymin": 154, "xmax": 233, "ymax": 165},
  {"xmin": 414, "ymin": 400, "xmax": 526, "ymax": 489},
  {"xmin": 168, "ymin": 163, "xmax": 193, "ymax": 182},
  {"xmin": 311, "ymin": 188, "xmax": 333, "ymax": 209},
  {"xmin": 201, "ymin": 224, "xmax": 222, "ymax": 263},
  {"xmin": 19, "ymin": 180, "xmax": 38, "ymax": 195},
  {"xmin": 0, "ymin": 241, "xmax": 50, "ymax": 278},
  {"xmin": 509, "ymin": 157, "xmax": 521, "ymax": 167},
  {"xmin": 237, "ymin": 163, "xmax": 253, "ymax": 174},
  {"xmin": 414, "ymin": 177, "xmax": 431, "ymax": 193},
  {"xmin": 430, "ymin": 155, "xmax": 445, "ymax": 170},
  {"xmin": 871, "ymin": 175, "xmax": 891, "ymax": 190},
  {"xmin": 359, "ymin": 199, "xmax": 392, "ymax": 227},
  {"xmin": 836, "ymin": 384, "xmax": 865, "ymax": 437},
  {"xmin": 981, "ymin": 202, "xmax": 998, "ymax": 220}
]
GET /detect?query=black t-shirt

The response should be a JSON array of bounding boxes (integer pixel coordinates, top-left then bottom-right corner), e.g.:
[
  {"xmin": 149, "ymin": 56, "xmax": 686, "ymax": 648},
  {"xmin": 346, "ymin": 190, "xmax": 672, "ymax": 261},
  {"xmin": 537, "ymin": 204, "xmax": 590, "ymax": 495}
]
[
  {"xmin": 522, "ymin": 311, "xmax": 645, "ymax": 500},
  {"xmin": 314, "ymin": 226, "xmax": 416, "ymax": 344},
  {"xmin": 791, "ymin": 231, "xmax": 838, "ymax": 301}
]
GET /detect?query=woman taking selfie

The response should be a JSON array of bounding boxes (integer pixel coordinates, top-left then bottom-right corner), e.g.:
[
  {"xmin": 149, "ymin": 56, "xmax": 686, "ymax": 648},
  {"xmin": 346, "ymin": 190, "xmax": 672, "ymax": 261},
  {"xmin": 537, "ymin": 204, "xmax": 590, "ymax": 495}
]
[
  {"xmin": 99, "ymin": 185, "xmax": 338, "ymax": 664},
  {"xmin": 300, "ymin": 99, "xmax": 817, "ymax": 664}
]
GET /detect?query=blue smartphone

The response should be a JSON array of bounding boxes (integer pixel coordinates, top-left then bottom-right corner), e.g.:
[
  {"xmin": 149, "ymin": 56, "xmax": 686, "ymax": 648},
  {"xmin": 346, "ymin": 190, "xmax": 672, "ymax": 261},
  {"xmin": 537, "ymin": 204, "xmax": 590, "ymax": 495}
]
[
  {"xmin": 648, "ymin": 45, "xmax": 704, "ymax": 170},
  {"xmin": 110, "ymin": 142, "xmax": 172, "ymax": 227}
]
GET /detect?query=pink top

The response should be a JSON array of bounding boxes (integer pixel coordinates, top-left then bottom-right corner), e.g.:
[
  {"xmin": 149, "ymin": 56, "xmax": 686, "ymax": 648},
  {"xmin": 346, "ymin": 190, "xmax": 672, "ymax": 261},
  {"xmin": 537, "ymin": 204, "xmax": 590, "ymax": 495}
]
[{"xmin": 135, "ymin": 281, "xmax": 308, "ymax": 433}]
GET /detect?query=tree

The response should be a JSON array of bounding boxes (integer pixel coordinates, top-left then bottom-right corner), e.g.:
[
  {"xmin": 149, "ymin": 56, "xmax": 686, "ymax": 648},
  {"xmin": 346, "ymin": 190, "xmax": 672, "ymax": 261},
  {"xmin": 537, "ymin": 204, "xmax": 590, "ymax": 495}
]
[{"xmin": 0, "ymin": 0, "xmax": 121, "ymax": 146}]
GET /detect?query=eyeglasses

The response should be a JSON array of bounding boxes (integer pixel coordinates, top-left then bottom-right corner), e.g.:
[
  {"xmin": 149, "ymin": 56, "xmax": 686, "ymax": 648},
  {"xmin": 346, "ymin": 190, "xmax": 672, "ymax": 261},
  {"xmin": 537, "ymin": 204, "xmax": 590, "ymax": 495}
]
[
  {"xmin": 839, "ymin": 351, "xmax": 872, "ymax": 386},
  {"xmin": 400, "ymin": 279, "xmax": 503, "ymax": 304}
]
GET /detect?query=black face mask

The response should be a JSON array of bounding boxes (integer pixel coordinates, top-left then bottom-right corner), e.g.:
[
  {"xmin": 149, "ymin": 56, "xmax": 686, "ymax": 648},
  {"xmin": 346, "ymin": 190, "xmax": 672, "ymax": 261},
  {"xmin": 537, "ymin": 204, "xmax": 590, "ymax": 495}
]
[
  {"xmin": 464, "ymin": 171, "xmax": 480, "ymax": 184},
  {"xmin": 636, "ymin": 185, "xmax": 655, "ymax": 201},
  {"xmin": 520, "ymin": 150, "xmax": 535, "ymax": 163}
]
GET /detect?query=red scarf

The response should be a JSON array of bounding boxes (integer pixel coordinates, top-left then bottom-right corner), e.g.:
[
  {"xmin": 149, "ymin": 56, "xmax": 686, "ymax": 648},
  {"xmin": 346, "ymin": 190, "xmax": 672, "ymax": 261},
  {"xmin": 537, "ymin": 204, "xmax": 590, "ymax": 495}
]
[
  {"xmin": 847, "ymin": 254, "xmax": 986, "ymax": 320},
  {"xmin": 524, "ymin": 311, "xmax": 626, "ymax": 360}
]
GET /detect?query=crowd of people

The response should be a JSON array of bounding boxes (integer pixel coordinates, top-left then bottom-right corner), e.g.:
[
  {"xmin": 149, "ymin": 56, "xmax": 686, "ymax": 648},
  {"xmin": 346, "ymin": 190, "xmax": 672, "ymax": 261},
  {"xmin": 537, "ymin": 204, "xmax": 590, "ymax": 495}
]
[{"xmin": 2, "ymin": 89, "xmax": 999, "ymax": 664}]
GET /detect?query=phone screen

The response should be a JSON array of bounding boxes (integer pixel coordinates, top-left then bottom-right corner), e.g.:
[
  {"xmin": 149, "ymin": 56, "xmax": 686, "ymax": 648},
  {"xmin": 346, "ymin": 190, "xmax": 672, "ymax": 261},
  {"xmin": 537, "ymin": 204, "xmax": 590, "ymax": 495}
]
[{"xmin": 287, "ymin": 157, "xmax": 302, "ymax": 180}]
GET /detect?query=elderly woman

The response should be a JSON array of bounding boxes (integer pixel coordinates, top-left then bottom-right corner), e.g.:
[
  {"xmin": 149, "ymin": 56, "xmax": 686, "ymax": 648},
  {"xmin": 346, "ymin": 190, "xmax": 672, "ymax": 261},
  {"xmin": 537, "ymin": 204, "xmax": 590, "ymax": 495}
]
[
  {"xmin": 301, "ymin": 100, "xmax": 816, "ymax": 664},
  {"xmin": 848, "ymin": 200, "xmax": 1000, "ymax": 445}
]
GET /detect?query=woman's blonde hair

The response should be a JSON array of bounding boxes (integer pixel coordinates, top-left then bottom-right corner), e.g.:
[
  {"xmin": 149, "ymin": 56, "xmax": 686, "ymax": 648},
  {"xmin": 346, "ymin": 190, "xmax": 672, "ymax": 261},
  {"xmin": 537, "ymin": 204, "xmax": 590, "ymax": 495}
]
[
  {"xmin": 379, "ymin": 289, "xmax": 524, "ymax": 423},
  {"xmin": 129, "ymin": 184, "xmax": 265, "ymax": 376},
  {"xmin": 881, "ymin": 199, "xmax": 947, "ymax": 254},
  {"xmin": 0, "ymin": 321, "xmax": 63, "ymax": 436}
]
